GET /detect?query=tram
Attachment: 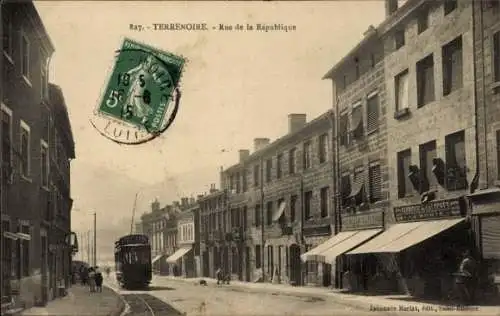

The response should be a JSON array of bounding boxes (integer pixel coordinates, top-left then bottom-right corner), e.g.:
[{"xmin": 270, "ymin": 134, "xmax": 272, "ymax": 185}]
[{"xmin": 114, "ymin": 234, "xmax": 152, "ymax": 289}]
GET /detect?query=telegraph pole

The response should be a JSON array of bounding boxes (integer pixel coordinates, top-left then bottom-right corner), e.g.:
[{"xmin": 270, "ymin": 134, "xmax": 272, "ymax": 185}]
[
  {"xmin": 93, "ymin": 212, "xmax": 97, "ymax": 267},
  {"xmin": 87, "ymin": 230, "xmax": 90, "ymax": 265}
]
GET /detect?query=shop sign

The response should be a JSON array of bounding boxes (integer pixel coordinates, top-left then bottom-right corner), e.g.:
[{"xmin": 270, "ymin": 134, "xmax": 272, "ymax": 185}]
[
  {"xmin": 341, "ymin": 210, "xmax": 384, "ymax": 231},
  {"xmin": 393, "ymin": 197, "xmax": 465, "ymax": 222}
]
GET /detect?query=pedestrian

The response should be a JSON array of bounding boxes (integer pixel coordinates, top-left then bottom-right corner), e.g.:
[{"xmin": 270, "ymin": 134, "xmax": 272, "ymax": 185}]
[
  {"xmin": 88, "ymin": 267, "xmax": 96, "ymax": 292},
  {"xmin": 80, "ymin": 266, "xmax": 88, "ymax": 286},
  {"xmin": 95, "ymin": 267, "xmax": 103, "ymax": 293},
  {"xmin": 105, "ymin": 267, "xmax": 111, "ymax": 278},
  {"xmin": 455, "ymin": 250, "xmax": 477, "ymax": 304},
  {"xmin": 215, "ymin": 267, "xmax": 223, "ymax": 285}
]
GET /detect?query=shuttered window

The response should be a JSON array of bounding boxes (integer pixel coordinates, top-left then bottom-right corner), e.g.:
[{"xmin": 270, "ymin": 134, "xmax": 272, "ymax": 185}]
[
  {"xmin": 419, "ymin": 141, "xmax": 437, "ymax": 191},
  {"xmin": 482, "ymin": 216, "xmax": 500, "ymax": 260},
  {"xmin": 369, "ymin": 164, "xmax": 382, "ymax": 203},
  {"xmin": 366, "ymin": 94, "xmax": 379, "ymax": 133},
  {"xmin": 351, "ymin": 105, "xmax": 364, "ymax": 139},
  {"xmin": 339, "ymin": 113, "xmax": 349, "ymax": 146}
]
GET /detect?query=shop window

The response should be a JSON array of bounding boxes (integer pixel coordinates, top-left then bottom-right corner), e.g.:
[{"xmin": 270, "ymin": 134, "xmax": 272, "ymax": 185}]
[
  {"xmin": 339, "ymin": 113, "xmax": 349, "ymax": 147},
  {"xmin": 445, "ymin": 130, "xmax": 467, "ymax": 190},
  {"xmin": 266, "ymin": 159, "xmax": 272, "ymax": 183},
  {"xmin": 419, "ymin": 140, "xmax": 437, "ymax": 192},
  {"xmin": 444, "ymin": 0, "xmax": 457, "ymax": 15},
  {"xmin": 289, "ymin": 148, "xmax": 296, "ymax": 174},
  {"xmin": 417, "ymin": 54, "xmax": 435, "ymax": 107},
  {"xmin": 395, "ymin": 70, "xmax": 409, "ymax": 112},
  {"xmin": 290, "ymin": 195, "xmax": 297, "ymax": 223},
  {"xmin": 351, "ymin": 103, "xmax": 364, "ymax": 140},
  {"xmin": 442, "ymin": 36, "xmax": 463, "ymax": 96},
  {"xmin": 366, "ymin": 93, "xmax": 379, "ymax": 133},
  {"xmin": 304, "ymin": 191, "xmax": 313, "ymax": 220},
  {"xmin": 320, "ymin": 187, "xmax": 329, "ymax": 218},
  {"xmin": 368, "ymin": 164, "xmax": 382, "ymax": 203},
  {"xmin": 397, "ymin": 149, "xmax": 412, "ymax": 198}
]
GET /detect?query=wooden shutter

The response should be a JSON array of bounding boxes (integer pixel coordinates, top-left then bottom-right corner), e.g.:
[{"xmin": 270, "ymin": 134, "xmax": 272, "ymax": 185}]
[
  {"xmin": 482, "ymin": 216, "xmax": 500, "ymax": 260},
  {"xmin": 367, "ymin": 94, "xmax": 379, "ymax": 133},
  {"xmin": 339, "ymin": 114, "xmax": 348, "ymax": 146},
  {"xmin": 369, "ymin": 164, "xmax": 382, "ymax": 202}
]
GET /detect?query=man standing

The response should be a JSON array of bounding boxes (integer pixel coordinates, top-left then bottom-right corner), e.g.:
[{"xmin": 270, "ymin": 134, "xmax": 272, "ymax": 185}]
[{"xmin": 456, "ymin": 250, "xmax": 477, "ymax": 304}]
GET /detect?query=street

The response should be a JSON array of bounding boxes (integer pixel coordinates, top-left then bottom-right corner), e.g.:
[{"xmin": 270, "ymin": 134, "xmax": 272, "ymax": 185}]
[{"xmin": 106, "ymin": 275, "xmax": 375, "ymax": 316}]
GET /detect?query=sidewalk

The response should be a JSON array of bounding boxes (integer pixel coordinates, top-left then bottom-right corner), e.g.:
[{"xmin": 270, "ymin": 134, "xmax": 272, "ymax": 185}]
[
  {"xmin": 20, "ymin": 285, "xmax": 125, "ymax": 316},
  {"xmin": 159, "ymin": 275, "xmax": 500, "ymax": 315}
]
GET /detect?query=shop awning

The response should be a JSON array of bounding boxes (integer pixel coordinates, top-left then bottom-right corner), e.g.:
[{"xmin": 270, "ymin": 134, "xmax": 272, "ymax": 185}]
[
  {"xmin": 322, "ymin": 228, "xmax": 382, "ymax": 263},
  {"xmin": 347, "ymin": 218, "xmax": 465, "ymax": 255},
  {"xmin": 272, "ymin": 201, "xmax": 286, "ymax": 222},
  {"xmin": 3, "ymin": 232, "xmax": 18, "ymax": 240},
  {"xmin": 301, "ymin": 231, "xmax": 358, "ymax": 262},
  {"xmin": 166, "ymin": 247, "xmax": 191, "ymax": 263},
  {"xmin": 152, "ymin": 254, "xmax": 164, "ymax": 264}
]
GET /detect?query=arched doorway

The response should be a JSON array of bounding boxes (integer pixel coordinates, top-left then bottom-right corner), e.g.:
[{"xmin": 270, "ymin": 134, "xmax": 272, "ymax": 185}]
[{"xmin": 289, "ymin": 244, "xmax": 301, "ymax": 286}]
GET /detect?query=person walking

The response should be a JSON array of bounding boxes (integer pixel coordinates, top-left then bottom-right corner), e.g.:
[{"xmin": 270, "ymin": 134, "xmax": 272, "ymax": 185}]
[
  {"xmin": 215, "ymin": 267, "xmax": 223, "ymax": 285},
  {"xmin": 94, "ymin": 267, "xmax": 103, "ymax": 293},
  {"xmin": 88, "ymin": 267, "xmax": 96, "ymax": 293},
  {"xmin": 455, "ymin": 250, "xmax": 477, "ymax": 304}
]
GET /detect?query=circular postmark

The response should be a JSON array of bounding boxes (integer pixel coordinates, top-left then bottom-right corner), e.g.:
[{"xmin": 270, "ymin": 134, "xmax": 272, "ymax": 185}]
[{"xmin": 90, "ymin": 39, "xmax": 185, "ymax": 145}]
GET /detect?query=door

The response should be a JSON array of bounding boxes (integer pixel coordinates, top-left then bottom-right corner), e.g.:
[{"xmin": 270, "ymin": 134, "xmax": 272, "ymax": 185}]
[
  {"xmin": 289, "ymin": 244, "xmax": 301, "ymax": 286},
  {"xmin": 245, "ymin": 247, "xmax": 251, "ymax": 281},
  {"xmin": 41, "ymin": 236, "xmax": 48, "ymax": 304},
  {"xmin": 202, "ymin": 251, "xmax": 209, "ymax": 277}
]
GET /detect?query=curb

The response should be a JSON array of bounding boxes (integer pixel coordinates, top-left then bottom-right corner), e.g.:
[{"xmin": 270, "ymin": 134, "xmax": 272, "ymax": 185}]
[{"xmin": 104, "ymin": 285, "xmax": 129, "ymax": 316}]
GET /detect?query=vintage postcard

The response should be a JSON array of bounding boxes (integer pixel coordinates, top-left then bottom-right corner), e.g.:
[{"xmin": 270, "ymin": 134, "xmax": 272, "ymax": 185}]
[{"xmin": 1, "ymin": 1, "xmax": 500, "ymax": 315}]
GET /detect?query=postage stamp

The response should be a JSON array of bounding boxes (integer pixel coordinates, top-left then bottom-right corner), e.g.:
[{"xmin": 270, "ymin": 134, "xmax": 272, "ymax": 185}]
[{"xmin": 91, "ymin": 38, "xmax": 185, "ymax": 144}]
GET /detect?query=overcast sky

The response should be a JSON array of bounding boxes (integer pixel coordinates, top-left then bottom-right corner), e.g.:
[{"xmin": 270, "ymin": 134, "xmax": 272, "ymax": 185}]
[{"xmin": 35, "ymin": 1, "xmax": 387, "ymax": 262}]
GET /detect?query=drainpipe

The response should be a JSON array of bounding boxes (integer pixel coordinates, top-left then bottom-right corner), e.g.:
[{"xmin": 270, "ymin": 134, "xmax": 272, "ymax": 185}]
[{"xmin": 260, "ymin": 156, "xmax": 265, "ymax": 282}]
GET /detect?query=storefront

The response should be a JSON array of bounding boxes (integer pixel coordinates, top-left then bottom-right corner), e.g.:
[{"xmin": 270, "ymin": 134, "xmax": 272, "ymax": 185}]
[
  {"xmin": 467, "ymin": 187, "xmax": 500, "ymax": 298},
  {"xmin": 166, "ymin": 247, "xmax": 192, "ymax": 277},
  {"xmin": 301, "ymin": 211, "xmax": 384, "ymax": 289},
  {"xmin": 346, "ymin": 197, "xmax": 471, "ymax": 298}
]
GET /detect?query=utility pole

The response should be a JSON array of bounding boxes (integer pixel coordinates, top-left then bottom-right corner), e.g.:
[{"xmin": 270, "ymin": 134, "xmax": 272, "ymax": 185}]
[
  {"xmin": 0, "ymin": 0, "xmax": 5, "ymax": 296},
  {"xmin": 260, "ymin": 156, "xmax": 265, "ymax": 282},
  {"xmin": 93, "ymin": 212, "xmax": 97, "ymax": 267},
  {"xmin": 130, "ymin": 192, "xmax": 139, "ymax": 234},
  {"xmin": 87, "ymin": 230, "xmax": 90, "ymax": 265}
]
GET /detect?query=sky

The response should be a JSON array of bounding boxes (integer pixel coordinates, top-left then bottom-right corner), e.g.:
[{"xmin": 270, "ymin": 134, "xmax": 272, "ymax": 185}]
[{"xmin": 35, "ymin": 0, "xmax": 386, "ymax": 262}]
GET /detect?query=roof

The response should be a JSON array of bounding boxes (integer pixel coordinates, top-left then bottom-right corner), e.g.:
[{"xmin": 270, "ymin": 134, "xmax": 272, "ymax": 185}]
[
  {"xmin": 26, "ymin": 2, "xmax": 56, "ymax": 54},
  {"xmin": 49, "ymin": 83, "xmax": 76, "ymax": 159}
]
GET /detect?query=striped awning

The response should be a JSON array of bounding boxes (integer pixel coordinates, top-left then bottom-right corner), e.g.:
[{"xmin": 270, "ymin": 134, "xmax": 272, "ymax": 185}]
[{"xmin": 166, "ymin": 247, "xmax": 191, "ymax": 263}]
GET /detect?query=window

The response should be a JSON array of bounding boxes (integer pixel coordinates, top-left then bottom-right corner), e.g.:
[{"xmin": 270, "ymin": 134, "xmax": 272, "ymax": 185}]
[
  {"xmin": 235, "ymin": 172, "xmax": 241, "ymax": 193},
  {"xmin": 417, "ymin": 54, "xmax": 435, "ymax": 107},
  {"xmin": 444, "ymin": 0, "xmax": 457, "ymax": 15},
  {"xmin": 340, "ymin": 174, "xmax": 351, "ymax": 207},
  {"xmin": 20, "ymin": 122, "xmax": 31, "ymax": 178},
  {"xmin": 253, "ymin": 164, "xmax": 260, "ymax": 187},
  {"xmin": 242, "ymin": 206, "xmax": 248, "ymax": 229},
  {"xmin": 41, "ymin": 140, "xmax": 49, "ymax": 188},
  {"xmin": 395, "ymin": 70, "xmax": 409, "ymax": 111},
  {"xmin": 397, "ymin": 149, "xmax": 412, "ymax": 198},
  {"xmin": 266, "ymin": 201, "xmax": 273, "ymax": 226},
  {"xmin": 394, "ymin": 29, "xmax": 405, "ymax": 50},
  {"xmin": 290, "ymin": 195, "xmax": 297, "ymax": 223},
  {"xmin": 318, "ymin": 134, "xmax": 328, "ymax": 163},
  {"xmin": 445, "ymin": 130, "xmax": 466, "ymax": 190},
  {"xmin": 442, "ymin": 36, "xmax": 463, "ymax": 96},
  {"xmin": 21, "ymin": 33, "xmax": 30, "ymax": 79},
  {"xmin": 2, "ymin": 106, "xmax": 13, "ymax": 172},
  {"xmin": 255, "ymin": 245, "xmax": 262, "ymax": 269},
  {"xmin": 266, "ymin": 159, "xmax": 272, "ymax": 183},
  {"xmin": 288, "ymin": 148, "xmax": 296, "ymax": 174},
  {"xmin": 2, "ymin": 9, "xmax": 13, "ymax": 58},
  {"xmin": 320, "ymin": 187, "xmax": 329, "ymax": 218},
  {"xmin": 419, "ymin": 140, "xmax": 437, "ymax": 192},
  {"xmin": 254, "ymin": 204, "xmax": 261, "ymax": 227},
  {"xmin": 304, "ymin": 191, "xmax": 313, "ymax": 220},
  {"xmin": 368, "ymin": 164, "xmax": 382, "ymax": 203},
  {"xmin": 370, "ymin": 53, "xmax": 376, "ymax": 68},
  {"xmin": 494, "ymin": 31, "xmax": 500, "ymax": 83},
  {"xmin": 41, "ymin": 56, "xmax": 48, "ymax": 100},
  {"xmin": 276, "ymin": 153, "xmax": 283, "ymax": 179},
  {"xmin": 417, "ymin": 8, "xmax": 429, "ymax": 34},
  {"xmin": 351, "ymin": 104, "xmax": 364, "ymax": 140},
  {"xmin": 303, "ymin": 141, "xmax": 311, "ymax": 169},
  {"xmin": 354, "ymin": 57, "xmax": 360, "ymax": 80},
  {"xmin": 366, "ymin": 93, "xmax": 379, "ymax": 133},
  {"xmin": 277, "ymin": 198, "xmax": 285, "ymax": 223},
  {"xmin": 339, "ymin": 113, "xmax": 349, "ymax": 146}
]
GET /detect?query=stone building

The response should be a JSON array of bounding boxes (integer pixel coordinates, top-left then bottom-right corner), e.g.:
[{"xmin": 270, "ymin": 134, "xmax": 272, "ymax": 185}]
[
  {"xmin": 467, "ymin": 0, "xmax": 500, "ymax": 298},
  {"xmin": 198, "ymin": 186, "xmax": 228, "ymax": 279},
  {"xmin": 1, "ymin": 1, "xmax": 76, "ymax": 310},
  {"xmin": 221, "ymin": 112, "xmax": 335, "ymax": 287},
  {"xmin": 320, "ymin": 19, "xmax": 388, "ymax": 290}
]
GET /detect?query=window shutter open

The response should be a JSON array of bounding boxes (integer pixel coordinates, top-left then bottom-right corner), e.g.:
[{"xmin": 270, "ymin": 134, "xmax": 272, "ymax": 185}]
[
  {"xmin": 369, "ymin": 164, "xmax": 382, "ymax": 202},
  {"xmin": 367, "ymin": 95, "xmax": 379, "ymax": 133}
]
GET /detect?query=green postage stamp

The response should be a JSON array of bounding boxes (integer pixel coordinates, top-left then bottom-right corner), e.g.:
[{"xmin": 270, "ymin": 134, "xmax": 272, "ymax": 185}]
[{"xmin": 94, "ymin": 38, "xmax": 185, "ymax": 141}]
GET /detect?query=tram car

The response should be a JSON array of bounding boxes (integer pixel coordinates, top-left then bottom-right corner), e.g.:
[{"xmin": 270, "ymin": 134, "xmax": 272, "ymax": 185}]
[{"xmin": 114, "ymin": 234, "xmax": 152, "ymax": 289}]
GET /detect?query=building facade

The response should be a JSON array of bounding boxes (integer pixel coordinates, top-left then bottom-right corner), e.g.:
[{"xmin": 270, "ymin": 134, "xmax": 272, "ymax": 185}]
[
  {"xmin": 468, "ymin": 0, "xmax": 500, "ymax": 298},
  {"xmin": 321, "ymin": 19, "xmax": 389, "ymax": 291},
  {"xmin": 221, "ymin": 113, "xmax": 335, "ymax": 287},
  {"xmin": 172, "ymin": 198, "xmax": 199, "ymax": 278},
  {"xmin": 1, "ymin": 1, "xmax": 75, "ymax": 310}
]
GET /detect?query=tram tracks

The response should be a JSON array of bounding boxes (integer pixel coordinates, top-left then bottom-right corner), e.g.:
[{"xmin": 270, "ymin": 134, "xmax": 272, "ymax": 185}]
[{"xmin": 122, "ymin": 294, "xmax": 185, "ymax": 316}]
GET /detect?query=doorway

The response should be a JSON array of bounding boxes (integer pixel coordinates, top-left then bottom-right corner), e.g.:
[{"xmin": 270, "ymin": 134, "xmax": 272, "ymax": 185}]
[
  {"xmin": 202, "ymin": 251, "xmax": 209, "ymax": 277},
  {"xmin": 289, "ymin": 244, "xmax": 301, "ymax": 286},
  {"xmin": 245, "ymin": 247, "xmax": 251, "ymax": 281}
]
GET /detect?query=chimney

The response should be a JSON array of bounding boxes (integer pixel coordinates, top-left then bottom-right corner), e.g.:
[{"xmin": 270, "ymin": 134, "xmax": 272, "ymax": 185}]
[
  {"xmin": 239, "ymin": 149, "xmax": 250, "ymax": 162},
  {"xmin": 288, "ymin": 114, "xmax": 307, "ymax": 134},
  {"xmin": 209, "ymin": 183, "xmax": 217, "ymax": 193},
  {"xmin": 151, "ymin": 198, "xmax": 160, "ymax": 212},
  {"xmin": 385, "ymin": 0, "xmax": 398, "ymax": 17},
  {"xmin": 173, "ymin": 201, "xmax": 180, "ymax": 209},
  {"xmin": 253, "ymin": 138, "xmax": 270, "ymax": 152},
  {"xmin": 197, "ymin": 194, "xmax": 204, "ymax": 200},
  {"xmin": 181, "ymin": 197, "xmax": 189, "ymax": 207}
]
